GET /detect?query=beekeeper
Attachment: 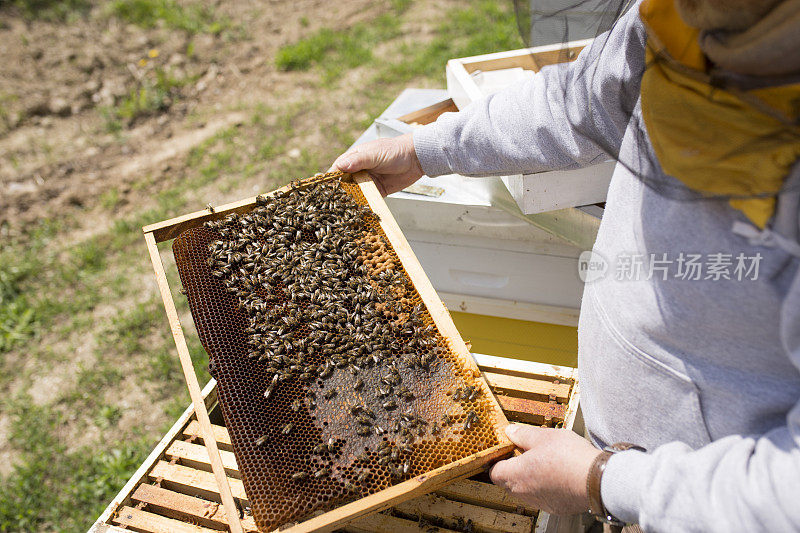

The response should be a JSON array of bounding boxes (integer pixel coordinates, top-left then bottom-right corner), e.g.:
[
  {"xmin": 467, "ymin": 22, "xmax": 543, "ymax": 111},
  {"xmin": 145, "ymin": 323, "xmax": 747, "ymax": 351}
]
[{"xmin": 333, "ymin": 0, "xmax": 800, "ymax": 530}]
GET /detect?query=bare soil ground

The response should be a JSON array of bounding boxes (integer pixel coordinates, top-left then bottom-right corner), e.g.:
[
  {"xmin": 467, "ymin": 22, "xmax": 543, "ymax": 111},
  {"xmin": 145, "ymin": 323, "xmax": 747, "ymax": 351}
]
[{"xmin": 0, "ymin": 0, "xmax": 392, "ymax": 227}]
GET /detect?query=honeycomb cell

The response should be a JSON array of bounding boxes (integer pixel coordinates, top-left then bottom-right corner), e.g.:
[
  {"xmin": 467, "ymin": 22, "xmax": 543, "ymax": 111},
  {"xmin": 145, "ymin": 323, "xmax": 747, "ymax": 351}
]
[{"xmin": 173, "ymin": 172, "xmax": 503, "ymax": 531}]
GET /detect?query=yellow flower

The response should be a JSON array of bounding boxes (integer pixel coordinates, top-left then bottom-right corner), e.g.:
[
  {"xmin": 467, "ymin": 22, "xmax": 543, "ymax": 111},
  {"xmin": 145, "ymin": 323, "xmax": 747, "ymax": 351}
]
[
  {"xmin": 138, "ymin": 58, "xmax": 148, "ymax": 67},
  {"xmin": 148, "ymin": 48, "xmax": 159, "ymax": 58}
]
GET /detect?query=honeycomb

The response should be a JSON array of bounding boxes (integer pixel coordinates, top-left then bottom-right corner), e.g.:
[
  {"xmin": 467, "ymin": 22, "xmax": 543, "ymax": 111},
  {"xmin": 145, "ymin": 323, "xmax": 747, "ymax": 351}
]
[{"xmin": 173, "ymin": 172, "xmax": 504, "ymax": 532}]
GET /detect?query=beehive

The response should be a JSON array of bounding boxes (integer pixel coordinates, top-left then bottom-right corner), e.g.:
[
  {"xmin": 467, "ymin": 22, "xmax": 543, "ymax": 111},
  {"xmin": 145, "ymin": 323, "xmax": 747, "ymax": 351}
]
[{"xmin": 169, "ymin": 171, "xmax": 512, "ymax": 531}]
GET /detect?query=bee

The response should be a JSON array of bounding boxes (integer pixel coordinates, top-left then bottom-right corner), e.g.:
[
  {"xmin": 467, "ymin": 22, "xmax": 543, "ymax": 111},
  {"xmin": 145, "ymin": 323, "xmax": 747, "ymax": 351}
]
[
  {"xmin": 344, "ymin": 481, "xmax": 359, "ymax": 493},
  {"xmin": 356, "ymin": 470, "xmax": 369, "ymax": 483},
  {"xmin": 313, "ymin": 443, "xmax": 327, "ymax": 454},
  {"xmin": 382, "ymin": 399, "xmax": 397, "ymax": 411},
  {"xmin": 323, "ymin": 389, "xmax": 336, "ymax": 400},
  {"xmin": 282, "ymin": 422, "xmax": 294, "ymax": 435},
  {"xmin": 319, "ymin": 364, "xmax": 333, "ymax": 378},
  {"xmin": 354, "ymin": 378, "xmax": 364, "ymax": 390},
  {"xmin": 314, "ymin": 467, "xmax": 330, "ymax": 479},
  {"xmin": 256, "ymin": 434, "xmax": 270, "ymax": 446},
  {"xmin": 292, "ymin": 471, "xmax": 308, "ymax": 481},
  {"xmin": 356, "ymin": 415, "xmax": 372, "ymax": 426},
  {"xmin": 464, "ymin": 410, "xmax": 479, "ymax": 430},
  {"xmin": 291, "ymin": 399, "xmax": 303, "ymax": 412},
  {"xmin": 467, "ymin": 387, "xmax": 480, "ymax": 401},
  {"xmin": 206, "ymin": 203, "xmax": 215, "ymax": 213}
]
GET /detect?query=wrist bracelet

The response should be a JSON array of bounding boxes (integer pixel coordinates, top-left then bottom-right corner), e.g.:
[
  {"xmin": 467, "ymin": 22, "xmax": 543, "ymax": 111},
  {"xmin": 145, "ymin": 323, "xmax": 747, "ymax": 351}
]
[{"xmin": 586, "ymin": 442, "xmax": 644, "ymax": 526}]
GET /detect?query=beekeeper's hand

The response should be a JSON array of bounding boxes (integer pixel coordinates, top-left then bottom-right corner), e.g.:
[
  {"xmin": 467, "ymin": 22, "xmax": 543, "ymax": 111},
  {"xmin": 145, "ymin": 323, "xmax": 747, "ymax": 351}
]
[
  {"xmin": 332, "ymin": 133, "xmax": 423, "ymax": 196},
  {"xmin": 490, "ymin": 424, "xmax": 601, "ymax": 515}
]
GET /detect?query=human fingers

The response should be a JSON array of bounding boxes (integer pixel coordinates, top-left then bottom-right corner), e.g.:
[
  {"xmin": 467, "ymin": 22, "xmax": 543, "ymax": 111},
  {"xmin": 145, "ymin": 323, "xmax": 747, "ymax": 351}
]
[
  {"xmin": 332, "ymin": 138, "xmax": 394, "ymax": 173},
  {"xmin": 504, "ymin": 423, "xmax": 549, "ymax": 451},
  {"xmin": 488, "ymin": 455, "xmax": 523, "ymax": 489}
]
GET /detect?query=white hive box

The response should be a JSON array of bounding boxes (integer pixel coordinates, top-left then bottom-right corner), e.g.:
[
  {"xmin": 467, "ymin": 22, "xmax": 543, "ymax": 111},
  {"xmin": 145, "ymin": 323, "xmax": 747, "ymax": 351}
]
[{"xmin": 446, "ymin": 41, "xmax": 615, "ymax": 214}]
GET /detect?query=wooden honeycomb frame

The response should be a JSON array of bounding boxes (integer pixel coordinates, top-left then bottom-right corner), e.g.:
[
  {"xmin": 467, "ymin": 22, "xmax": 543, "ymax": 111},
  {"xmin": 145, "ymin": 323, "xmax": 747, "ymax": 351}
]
[{"xmin": 141, "ymin": 171, "xmax": 516, "ymax": 532}]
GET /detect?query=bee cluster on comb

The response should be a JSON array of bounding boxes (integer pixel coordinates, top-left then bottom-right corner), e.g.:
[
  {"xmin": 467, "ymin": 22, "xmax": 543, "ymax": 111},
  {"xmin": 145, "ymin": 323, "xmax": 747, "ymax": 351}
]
[{"xmin": 174, "ymin": 174, "xmax": 501, "ymax": 530}]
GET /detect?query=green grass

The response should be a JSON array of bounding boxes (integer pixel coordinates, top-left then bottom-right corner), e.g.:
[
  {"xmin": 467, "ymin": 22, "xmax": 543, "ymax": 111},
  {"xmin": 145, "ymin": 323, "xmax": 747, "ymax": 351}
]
[
  {"xmin": 275, "ymin": 0, "xmax": 520, "ymax": 83},
  {"xmin": 114, "ymin": 67, "xmax": 192, "ymax": 125},
  {"xmin": 0, "ymin": 398, "xmax": 155, "ymax": 532},
  {"xmin": 385, "ymin": 0, "xmax": 523, "ymax": 80},
  {"xmin": 109, "ymin": 0, "xmax": 228, "ymax": 34},
  {"xmin": 275, "ymin": 13, "xmax": 402, "ymax": 78},
  {"xmin": 1, "ymin": 0, "xmax": 91, "ymax": 21},
  {"xmin": 0, "ymin": 261, "xmax": 36, "ymax": 354}
]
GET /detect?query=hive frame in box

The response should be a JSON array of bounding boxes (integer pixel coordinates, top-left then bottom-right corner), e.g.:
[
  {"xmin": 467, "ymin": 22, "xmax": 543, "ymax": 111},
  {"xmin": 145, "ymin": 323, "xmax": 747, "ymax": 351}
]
[
  {"xmin": 89, "ymin": 354, "xmax": 581, "ymax": 533},
  {"xmin": 446, "ymin": 40, "xmax": 615, "ymax": 215},
  {"xmin": 140, "ymin": 171, "xmax": 516, "ymax": 532}
]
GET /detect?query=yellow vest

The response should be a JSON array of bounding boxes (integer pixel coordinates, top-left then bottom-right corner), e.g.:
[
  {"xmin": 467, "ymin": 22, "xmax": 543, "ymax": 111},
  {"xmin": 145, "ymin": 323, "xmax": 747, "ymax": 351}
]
[{"xmin": 639, "ymin": 0, "xmax": 800, "ymax": 228}]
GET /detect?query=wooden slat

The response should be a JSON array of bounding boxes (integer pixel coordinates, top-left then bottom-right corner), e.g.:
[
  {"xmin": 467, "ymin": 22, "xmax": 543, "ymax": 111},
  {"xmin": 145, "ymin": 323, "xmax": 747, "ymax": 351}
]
[
  {"xmin": 457, "ymin": 42, "xmax": 588, "ymax": 74},
  {"xmin": 475, "ymin": 353, "xmax": 576, "ymax": 383},
  {"xmin": 113, "ymin": 505, "xmax": 219, "ymax": 533},
  {"xmin": 145, "ymin": 232, "xmax": 244, "ymax": 533},
  {"xmin": 483, "ymin": 371, "xmax": 570, "ymax": 403},
  {"xmin": 148, "ymin": 461, "xmax": 248, "ymax": 504},
  {"xmin": 88, "ymin": 380, "xmax": 218, "ymax": 533},
  {"xmin": 166, "ymin": 440, "xmax": 239, "ymax": 477},
  {"xmin": 143, "ymin": 173, "xmax": 336, "ymax": 242},
  {"xmin": 396, "ymin": 98, "xmax": 458, "ymax": 126},
  {"xmin": 345, "ymin": 512, "xmax": 461, "ymax": 533},
  {"xmin": 282, "ymin": 443, "xmax": 511, "ymax": 533},
  {"xmin": 394, "ymin": 493, "xmax": 534, "ymax": 533},
  {"xmin": 495, "ymin": 395, "xmax": 566, "ymax": 425},
  {"xmin": 435, "ymin": 479, "xmax": 536, "ymax": 515},
  {"xmin": 132, "ymin": 484, "xmax": 258, "ymax": 532},
  {"xmin": 183, "ymin": 420, "xmax": 232, "ymax": 449}
]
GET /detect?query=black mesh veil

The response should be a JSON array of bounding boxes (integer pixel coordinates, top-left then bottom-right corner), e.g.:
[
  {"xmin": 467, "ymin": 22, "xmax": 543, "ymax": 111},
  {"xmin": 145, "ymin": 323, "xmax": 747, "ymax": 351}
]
[
  {"xmin": 514, "ymin": 0, "xmax": 630, "ymax": 48},
  {"xmin": 510, "ymin": 0, "xmax": 800, "ymax": 227}
]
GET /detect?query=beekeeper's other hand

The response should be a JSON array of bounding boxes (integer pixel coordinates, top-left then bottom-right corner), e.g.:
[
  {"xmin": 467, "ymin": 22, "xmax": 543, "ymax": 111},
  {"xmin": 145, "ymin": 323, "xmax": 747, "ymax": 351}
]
[
  {"xmin": 490, "ymin": 424, "xmax": 601, "ymax": 515},
  {"xmin": 332, "ymin": 133, "xmax": 423, "ymax": 196}
]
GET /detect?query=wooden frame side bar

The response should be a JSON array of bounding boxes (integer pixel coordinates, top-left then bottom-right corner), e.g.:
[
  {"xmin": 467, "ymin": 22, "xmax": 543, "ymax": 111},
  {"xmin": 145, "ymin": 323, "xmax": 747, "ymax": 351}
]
[
  {"xmin": 144, "ymin": 232, "xmax": 244, "ymax": 533},
  {"xmin": 455, "ymin": 39, "xmax": 592, "ymax": 74},
  {"xmin": 354, "ymin": 172, "xmax": 513, "ymax": 447}
]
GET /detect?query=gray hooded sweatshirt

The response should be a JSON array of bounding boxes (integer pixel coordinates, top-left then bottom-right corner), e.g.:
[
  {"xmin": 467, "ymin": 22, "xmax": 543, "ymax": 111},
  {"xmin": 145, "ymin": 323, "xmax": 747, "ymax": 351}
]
[{"xmin": 412, "ymin": 3, "xmax": 800, "ymax": 531}]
